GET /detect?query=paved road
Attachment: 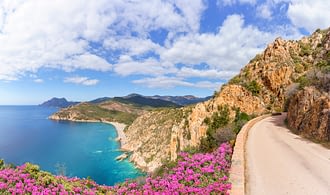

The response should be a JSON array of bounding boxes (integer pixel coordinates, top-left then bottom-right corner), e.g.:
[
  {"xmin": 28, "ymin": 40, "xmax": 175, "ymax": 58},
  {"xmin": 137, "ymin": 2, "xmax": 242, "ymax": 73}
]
[{"xmin": 246, "ymin": 114, "xmax": 330, "ymax": 195}]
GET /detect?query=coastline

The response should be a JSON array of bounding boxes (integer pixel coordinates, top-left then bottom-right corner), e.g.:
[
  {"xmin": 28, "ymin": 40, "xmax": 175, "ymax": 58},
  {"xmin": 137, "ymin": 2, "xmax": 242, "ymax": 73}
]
[
  {"xmin": 49, "ymin": 117, "xmax": 127, "ymax": 148},
  {"xmin": 102, "ymin": 121, "xmax": 127, "ymax": 147}
]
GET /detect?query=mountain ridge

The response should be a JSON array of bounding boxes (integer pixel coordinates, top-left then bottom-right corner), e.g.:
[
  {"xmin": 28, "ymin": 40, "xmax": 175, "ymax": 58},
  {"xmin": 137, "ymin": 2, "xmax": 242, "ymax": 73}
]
[
  {"xmin": 42, "ymin": 94, "xmax": 210, "ymax": 108},
  {"xmin": 39, "ymin": 97, "xmax": 79, "ymax": 108}
]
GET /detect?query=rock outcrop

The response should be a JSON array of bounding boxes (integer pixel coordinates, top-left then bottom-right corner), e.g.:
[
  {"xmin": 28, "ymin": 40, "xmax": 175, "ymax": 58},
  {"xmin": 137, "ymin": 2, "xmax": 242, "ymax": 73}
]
[
  {"xmin": 287, "ymin": 87, "xmax": 330, "ymax": 141},
  {"xmin": 287, "ymin": 28, "xmax": 330, "ymax": 142}
]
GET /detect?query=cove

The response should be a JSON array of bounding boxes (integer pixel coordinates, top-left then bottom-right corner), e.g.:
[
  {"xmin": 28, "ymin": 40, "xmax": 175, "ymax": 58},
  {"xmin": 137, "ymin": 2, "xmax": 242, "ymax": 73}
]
[{"xmin": 0, "ymin": 106, "xmax": 143, "ymax": 185}]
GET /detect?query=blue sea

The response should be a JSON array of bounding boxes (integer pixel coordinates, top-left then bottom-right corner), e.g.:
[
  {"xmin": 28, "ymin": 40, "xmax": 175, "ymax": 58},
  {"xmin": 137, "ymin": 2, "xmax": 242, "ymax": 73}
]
[{"xmin": 0, "ymin": 106, "xmax": 143, "ymax": 185}]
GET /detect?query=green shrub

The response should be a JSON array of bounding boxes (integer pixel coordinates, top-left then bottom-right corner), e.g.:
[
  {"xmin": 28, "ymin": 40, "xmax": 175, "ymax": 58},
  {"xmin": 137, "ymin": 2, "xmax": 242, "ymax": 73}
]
[
  {"xmin": 232, "ymin": 108, "xmax": 250, "ymax": 134},
  {"xmin": 182, "ymin": 146, "xmax": 200, "ymax": 155},
  {"xmin": 295, "ymin": 63, "xmax": 304, "ymax": 73},
  {"xmin": 249, "ymin": 54, "xmax": 262, "ymax": 63},
  {"xmin": 299, "ymin": 43, "xmax": 312, "ymax": 56},
  {"xmin": 0, "ymin": 159, "xmax": 4, "ymax": 170},
  {"xmin": 316, "ymin": 60, "xmax": 330, "ymax": 73},
  {"xmin": 228, "ymin": 75, "xmax": 242, "ymax": 85},
  {"xmin": 200, "ymin": 105, "xmax": 230, "ymax": 152},
  {"xmin": 295, "ymin": 75, "xmax": 310, "ymax": 89},
  {"xmin": 244, "ymin": 80, "xmax": 261, "ymax": 96}
]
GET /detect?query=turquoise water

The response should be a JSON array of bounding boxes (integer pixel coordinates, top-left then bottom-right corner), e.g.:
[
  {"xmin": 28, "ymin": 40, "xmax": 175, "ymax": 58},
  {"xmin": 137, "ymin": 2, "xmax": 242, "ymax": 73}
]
[{"xmin": 0, "ymin": 106, "xmax": 143, "ymax": 185}]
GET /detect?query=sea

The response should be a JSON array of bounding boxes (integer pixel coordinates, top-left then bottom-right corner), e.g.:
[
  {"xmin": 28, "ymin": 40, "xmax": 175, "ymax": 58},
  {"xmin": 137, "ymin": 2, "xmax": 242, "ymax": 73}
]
[{"xmin": 0, "ymin": 106, "xmax": 144, "ymax": 186}]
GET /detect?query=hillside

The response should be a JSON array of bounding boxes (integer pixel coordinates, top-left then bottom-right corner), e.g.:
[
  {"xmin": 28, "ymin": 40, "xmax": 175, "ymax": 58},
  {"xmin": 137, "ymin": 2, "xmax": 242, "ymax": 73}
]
[
  {"xmin": 40, "ymin": 98, "xmax": 79, "ymax": 108},
  {"xmin": 122, "ymin": 28, "xmax": 330, "ymax": 172},
  {"xmin": 49, "ymin": 95, "xmax": 180, "ymax": 125}
]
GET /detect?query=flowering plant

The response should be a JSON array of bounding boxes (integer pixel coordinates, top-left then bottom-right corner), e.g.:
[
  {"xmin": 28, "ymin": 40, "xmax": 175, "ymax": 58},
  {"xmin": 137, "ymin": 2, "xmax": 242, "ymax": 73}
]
[{"xmin": 0, "ymin": 143, "xmax": 232, "ymax": 194}]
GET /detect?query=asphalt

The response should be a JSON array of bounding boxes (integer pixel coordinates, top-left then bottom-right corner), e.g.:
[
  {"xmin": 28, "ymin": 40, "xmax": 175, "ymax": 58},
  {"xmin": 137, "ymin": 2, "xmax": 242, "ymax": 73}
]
[{"xmin": 246, "ymin": 114, "xmax": 330, "ymax": 195}]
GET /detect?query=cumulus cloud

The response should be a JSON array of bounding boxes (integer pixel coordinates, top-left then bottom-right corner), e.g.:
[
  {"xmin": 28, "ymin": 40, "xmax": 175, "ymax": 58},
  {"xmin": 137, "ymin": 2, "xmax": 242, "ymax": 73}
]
[
  {"xmin": 256, "ymin": 4, "xmax": 273, "ymax": 19},
  {"xmin": 64, "ymin": 76, "xmax": 99, "ymax": 86},
  {"xmin": 1, "ymin": 0, "xmax": 328, "ymax": 91},
  {"xmin": 133, "ymin": 76, "xmax": 222, "ymax": 89},
  {"xmin": 0, "ymin": 0, "xmax": 205, "ymax": 81},
  {"xmin": 109, "ymin": 14, "xmax": 276, "ymax": 82},
  {"xmin": 287, "ymin": 0, "xmax": 330, "ymax": 32},
  {"xmin": 161, "ymin": 15, "xmax": 274, "ymax": 72}
]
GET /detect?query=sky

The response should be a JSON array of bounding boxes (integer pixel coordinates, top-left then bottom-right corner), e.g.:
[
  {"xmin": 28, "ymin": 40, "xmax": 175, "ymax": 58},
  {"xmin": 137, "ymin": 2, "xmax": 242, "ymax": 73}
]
[{"xmin": 0, "ymin": 0, "xmax": 329, "ymax": 105}]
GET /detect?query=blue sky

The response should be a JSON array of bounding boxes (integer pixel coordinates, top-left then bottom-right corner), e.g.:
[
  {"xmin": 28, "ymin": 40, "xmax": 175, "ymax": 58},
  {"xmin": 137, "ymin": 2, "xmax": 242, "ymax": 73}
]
[{"xmin": 0, "ymin": 0, "xmax": 329, "ymax": 104}]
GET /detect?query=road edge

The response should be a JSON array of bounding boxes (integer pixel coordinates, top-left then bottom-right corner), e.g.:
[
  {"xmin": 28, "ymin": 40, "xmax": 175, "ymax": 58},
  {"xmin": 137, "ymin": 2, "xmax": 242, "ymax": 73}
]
[{"xmin": 229, "ymin": 114, "xmax": 270, "ymax": 195}]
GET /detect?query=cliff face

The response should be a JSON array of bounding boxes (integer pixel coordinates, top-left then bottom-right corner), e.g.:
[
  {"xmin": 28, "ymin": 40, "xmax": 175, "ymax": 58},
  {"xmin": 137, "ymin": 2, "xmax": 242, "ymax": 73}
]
[
  {"xmin": 287, "ymin": 29, "xmax": 330, "ymax": 141},
  {"xmin": 287, "ymin": 87, "xmax": 330, "ymax": 141},
  {"xmin": 124, "ymin": 28, "xmax": 330, "ymax": 172},
  {"xmin": 122, "ymin": 108, "xmax": 191, "ymax": 172}
]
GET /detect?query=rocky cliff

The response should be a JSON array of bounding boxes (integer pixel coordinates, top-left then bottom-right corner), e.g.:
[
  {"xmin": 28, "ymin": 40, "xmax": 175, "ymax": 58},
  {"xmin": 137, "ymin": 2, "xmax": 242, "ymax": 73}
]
[
  {"xmin": 287, "ymin": 87, "xmax": 329, "ymax": 141},
  {"xmin": 123, "ymin": 28, "xmax": 330, "ymax": 172},
  {"xmin": 287, "ymin": 28, "xmax": 330, "ymax": 142}
]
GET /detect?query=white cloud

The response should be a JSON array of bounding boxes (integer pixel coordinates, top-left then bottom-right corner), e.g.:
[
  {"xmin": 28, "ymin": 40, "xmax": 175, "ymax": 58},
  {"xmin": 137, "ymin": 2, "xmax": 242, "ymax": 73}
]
[
  {"xmin": 114, "ymin": 55, "xmax": 177, "ymax": 76},
  {"xmin": 64, "ymin": 76, "xmax": 99, "ymax": 86},
  {"xmin": 1, "ymin": 0, "xmax": 322, "ymax": 91},
  {"xmin": 0, "ymin": 0, "xmax": 205, "ymax": 81},
  {"xmin": 34, "ymin": 78, "xmax": 43, "ymax": 83},
  {"xmin": 217, "ymin": 0, "xmax": 256, "ymax": 6},
  {"xmin": 161, "ymin": 15, "xmax": 274, "ymax": 72},
  {"xmin": 103, "ymin": 37, "xmax": 161, "ymax": 56},
  {"xmin": 256, "ymin": 4, "xmax": 272, "ymax": 19},
  {"xmin": 177, "ymin": 67, "xmax": 236, "ymax": 80},
  {"xmin": 287, "ymin": 0, "xmax": 330, "ymax": 32},
  {"xmin": 133, "ymin": 76, "xmax": 222, "ymax": 89}
]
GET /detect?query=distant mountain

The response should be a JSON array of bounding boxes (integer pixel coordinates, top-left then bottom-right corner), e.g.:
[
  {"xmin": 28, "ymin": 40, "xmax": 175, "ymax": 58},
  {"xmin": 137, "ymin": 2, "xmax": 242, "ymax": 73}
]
[
  {"xmin": 89, "ymin": 97, "xmax": 112, "ymax": 104},
  {"xmin": 149, "ymin": 95, "xmax": 212, "ymax": 106},
  {"xmin": 115, "ymin": 94, "xmax": 180, "ymax": 108},
  {"xmin": 40, "ymin": 98, "xmax": 79, "ymax": 108},
  {"xmin": 89, "ymin": 94, "xmax": 210, "ymax": 106}
]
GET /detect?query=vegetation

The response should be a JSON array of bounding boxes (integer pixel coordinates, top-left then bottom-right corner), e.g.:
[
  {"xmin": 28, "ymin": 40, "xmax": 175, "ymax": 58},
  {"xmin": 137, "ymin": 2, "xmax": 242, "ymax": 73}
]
[
  {"xmin": 316, "ymin": 59, "xmax": 330, "ymax": 73},
  {"xmin": 244, "ymin": 80, "xmax": 261, "ymax": 96},
  {"xmin": 295, "ymin": 74, "xmax": 311, "ymax": 89},
  {"xmin": 232, "ymin": 108, "xmax": 251, "ymax": 134},
  {"xmin": 0, "ymin": 143, "xmax": 232, "ymax": 194},
  {"xmin": 0, "ymin": 161, "xmax": 113, "ymax": 194},
  {"xmin": 299, "ymin": 43, "xmax": 312, "ymax": 56},
  {"xmin": 113, "ymin": 96, "xmax": 180, "ymax": 108},
  {"xmin": 200, "ymin": 105, "xmax": 253, "ymax": 152},
  {"xmin": 200, "ymin": 105, "xmax": 231, "ymax": 152},
  {"xmin": 57, "ymin": 103, "xmax": 138, "ymax": 125},
  {"xmin": 113, "ymin": 143, "xmax": 232, "ymax": 194},
  {"xmin": 228, "ymin": 75, "xmax": 242, "ymax": 85}
]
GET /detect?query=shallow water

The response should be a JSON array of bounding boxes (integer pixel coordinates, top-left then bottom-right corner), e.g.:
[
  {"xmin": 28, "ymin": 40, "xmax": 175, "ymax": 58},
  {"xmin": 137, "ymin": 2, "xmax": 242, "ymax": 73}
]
[{"xmin": 0, "ymin": 106, "xmax": 143, "ymax": 185}]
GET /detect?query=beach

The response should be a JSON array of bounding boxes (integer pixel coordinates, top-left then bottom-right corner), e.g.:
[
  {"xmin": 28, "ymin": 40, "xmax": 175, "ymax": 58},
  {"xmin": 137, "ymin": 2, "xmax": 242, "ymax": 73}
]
[{"xmin": 103, "ymin": 121, "xmax": 127, "ymax": 147}]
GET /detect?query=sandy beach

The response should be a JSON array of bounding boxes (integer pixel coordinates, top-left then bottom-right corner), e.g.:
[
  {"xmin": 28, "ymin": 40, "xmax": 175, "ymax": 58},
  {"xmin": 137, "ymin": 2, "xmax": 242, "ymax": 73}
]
[{"xmin": 103, "ymin": 121, "xmax": 127, "ymax": 146}]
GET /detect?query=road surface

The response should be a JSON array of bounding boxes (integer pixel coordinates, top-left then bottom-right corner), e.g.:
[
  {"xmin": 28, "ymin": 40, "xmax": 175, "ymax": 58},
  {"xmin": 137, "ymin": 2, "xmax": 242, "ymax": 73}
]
[{"xmin": 246, "ymin": 114, "xmax": 330, "ymax": 195}]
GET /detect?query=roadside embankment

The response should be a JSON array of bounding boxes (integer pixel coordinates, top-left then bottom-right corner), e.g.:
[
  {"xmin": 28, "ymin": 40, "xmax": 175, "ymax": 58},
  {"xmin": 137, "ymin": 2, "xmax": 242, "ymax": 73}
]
[{"xmin": 229, "ymin": 114, "xmax": 270, "ymax": 195}]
